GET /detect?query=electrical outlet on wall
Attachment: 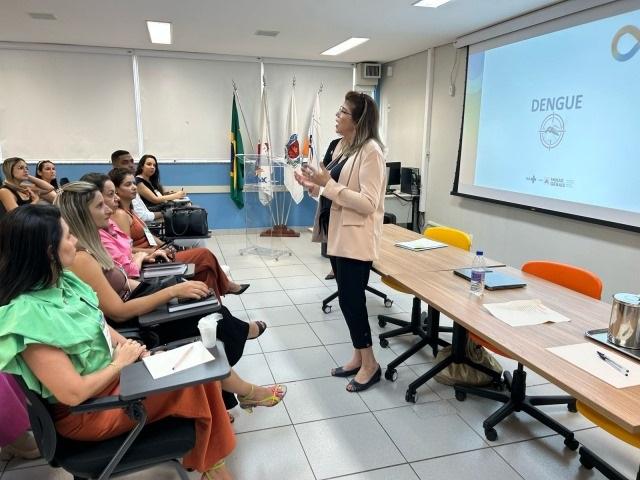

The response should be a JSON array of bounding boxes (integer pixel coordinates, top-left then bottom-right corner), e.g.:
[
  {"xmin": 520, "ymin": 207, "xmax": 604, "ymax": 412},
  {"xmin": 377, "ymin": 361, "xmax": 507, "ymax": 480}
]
[{"xmin": 448, "ymin": 84, "xmax": 455, "ymax": 96}]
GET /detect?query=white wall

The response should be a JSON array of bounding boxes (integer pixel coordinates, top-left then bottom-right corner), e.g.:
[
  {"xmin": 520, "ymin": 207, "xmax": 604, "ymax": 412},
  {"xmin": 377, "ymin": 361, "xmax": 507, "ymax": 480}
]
[
  {"xmin": 384, "ymin": 43, "xmax": 640, "ymax": 299},
  {"xmin": 379, "ymin": 51, "xmax": 429, "ymax": 168}
]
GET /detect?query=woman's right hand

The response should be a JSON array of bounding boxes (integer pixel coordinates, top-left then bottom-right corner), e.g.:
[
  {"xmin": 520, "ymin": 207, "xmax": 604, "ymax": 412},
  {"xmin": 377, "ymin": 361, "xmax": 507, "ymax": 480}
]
[
  {"xmin": 169, "ymin": 190, "xmax": 186, "ymax": 200},
  {"xmin": 111, "ymin": 340, "xmax": 146, "ymax": 369},
  {"xmin": 170, "ymin": 280, "xmax": 210, "ymax": 299}
]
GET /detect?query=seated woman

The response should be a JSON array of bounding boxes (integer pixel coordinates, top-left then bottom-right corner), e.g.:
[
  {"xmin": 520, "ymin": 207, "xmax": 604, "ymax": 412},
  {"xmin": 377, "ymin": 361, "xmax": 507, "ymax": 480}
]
[
  {"xmin": 55, "ymin": 184, "xmax": 281, "ymax": 412},
  {"xmin": 35, "ymin": 160, "xmax": 60, "ymax": 191},
  {"xmin": 108, "ymin": 168, "xmax": 251, "ymax": 300},
  {"xmin": 0, "ymin": 205, "xmax": 235, "ymax": 479},
  {"xmin": 135, "ymin": 154, "xmax": 186, "ymax": 207},
  {"xmin": 80, "ymin": 172, "xmax": 177, "ymax": 278},
  {"xmin": 0, "ymin": 157, "xmax": 56, "ymax": 216}
]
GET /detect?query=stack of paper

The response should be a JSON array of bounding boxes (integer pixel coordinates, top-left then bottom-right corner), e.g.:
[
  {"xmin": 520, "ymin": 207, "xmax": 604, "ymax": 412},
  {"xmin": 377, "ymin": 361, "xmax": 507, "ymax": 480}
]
[
  {"xmin": 394, "ymin": 238, "xmax": 447, "ymax": 251},
  {"xmin": 547, "ymin": 343, "xmax": 640, "ymax": 388},
  {"xmin": 483, "ymin": 299, "xmax": 570, "ymax": 327},
  {"xmin": 142, "ymin": 341, "xmax": 215, "ymax": 379}
]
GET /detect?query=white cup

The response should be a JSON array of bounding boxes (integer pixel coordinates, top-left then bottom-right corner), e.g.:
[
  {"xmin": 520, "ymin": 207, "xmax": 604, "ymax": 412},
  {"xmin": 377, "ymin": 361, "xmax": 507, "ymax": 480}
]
[{"xmin": 198, "ymin": 313, "xmax": 222, "ymax": 348}]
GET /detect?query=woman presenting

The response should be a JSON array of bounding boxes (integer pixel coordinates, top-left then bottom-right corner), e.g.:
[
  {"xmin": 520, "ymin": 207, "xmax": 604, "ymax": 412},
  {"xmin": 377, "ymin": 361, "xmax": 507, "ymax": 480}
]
[{"xmin": 295, "ymin": 91, "xmax": 386, "ymax": 392}]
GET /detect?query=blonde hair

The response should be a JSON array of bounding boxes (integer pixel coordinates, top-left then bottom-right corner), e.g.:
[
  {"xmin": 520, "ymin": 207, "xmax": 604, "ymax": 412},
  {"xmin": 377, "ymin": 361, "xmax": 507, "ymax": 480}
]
[
  {"xmin": 341, "ymin": 91, "xmax": 384, "ymax": 158},
  {"xmin": 54, "ymin": 182, "xmax": 114, "ymax": 270},
  {"xmin": 2, "ymin": 157, "xmax": 27, "ymax": 188}
]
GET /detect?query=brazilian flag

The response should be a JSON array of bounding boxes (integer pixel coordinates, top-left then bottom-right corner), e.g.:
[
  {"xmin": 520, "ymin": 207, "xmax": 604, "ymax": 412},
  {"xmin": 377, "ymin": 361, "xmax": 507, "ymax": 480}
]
[{"xmin": 230, "ymin": 94, "xmax": 244, "ymax": 209}]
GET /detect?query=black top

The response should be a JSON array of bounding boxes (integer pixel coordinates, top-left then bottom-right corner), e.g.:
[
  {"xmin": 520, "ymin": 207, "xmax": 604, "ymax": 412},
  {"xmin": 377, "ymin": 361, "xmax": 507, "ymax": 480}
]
[
  {"xmin": 318, "ymin": 138, "xmax": 347, "ymax": 236},
  {"xmin": 0, "ymin": 186, "xmax": 33, "ymax": 219},
  {"xmin": 135, "ymin": 176, "xmax": 162, "ymax": 207}
]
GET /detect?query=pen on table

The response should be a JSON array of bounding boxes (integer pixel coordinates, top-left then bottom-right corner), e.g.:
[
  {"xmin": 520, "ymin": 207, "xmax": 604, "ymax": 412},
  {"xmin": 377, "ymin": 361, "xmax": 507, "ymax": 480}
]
[
  {"xmin": 172, "ymin": 345, "xmax": 194, "ymax": 371},
  {"xmin": 597, "ymin": 350, "xmax": 629, "ymax": 376}
]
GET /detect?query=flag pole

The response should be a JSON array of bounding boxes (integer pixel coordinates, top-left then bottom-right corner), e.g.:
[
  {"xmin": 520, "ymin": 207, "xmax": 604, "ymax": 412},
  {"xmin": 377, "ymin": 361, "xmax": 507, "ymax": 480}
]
[{"xmin": 261, "ymin": 78, "xmax": 277, "ymax": 227}]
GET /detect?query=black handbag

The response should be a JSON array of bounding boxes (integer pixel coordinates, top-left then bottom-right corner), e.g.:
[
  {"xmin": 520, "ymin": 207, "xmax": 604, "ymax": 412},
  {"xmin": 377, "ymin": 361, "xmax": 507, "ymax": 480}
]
[{"xmin": 163, "ymin": 206, "xmax": 208, "ymax": 237}]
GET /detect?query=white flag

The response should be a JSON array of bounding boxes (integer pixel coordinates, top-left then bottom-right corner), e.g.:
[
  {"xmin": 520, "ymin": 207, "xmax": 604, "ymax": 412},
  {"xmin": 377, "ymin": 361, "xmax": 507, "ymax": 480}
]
[
  {"xmin": 303, "ymin": 92, "xmax": 322, "ymax": 201},
  {"xmin": 284, "ymin": 89, "xmax": 304, "ymax": 204},
  {"xmin": 256, "ymin": 90, "xmax": 273, "ymax": 206}
]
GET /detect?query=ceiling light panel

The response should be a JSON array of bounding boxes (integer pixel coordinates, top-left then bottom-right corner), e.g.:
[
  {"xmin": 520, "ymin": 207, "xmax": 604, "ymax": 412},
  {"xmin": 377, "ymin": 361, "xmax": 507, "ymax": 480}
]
[
  {"xmin": 413, "ymin": 0, "xmax": 451, "ymax": 7},
  {"xmin": 321, "ymin": 37, "xmax": 369, "ymax": 56},
  {"xmin": 146, "ymin": 21, "xmax": 172, "ymax": 44}
]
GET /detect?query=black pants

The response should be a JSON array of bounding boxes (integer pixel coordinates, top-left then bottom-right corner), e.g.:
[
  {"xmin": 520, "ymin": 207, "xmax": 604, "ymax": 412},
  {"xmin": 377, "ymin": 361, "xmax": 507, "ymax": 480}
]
[{"xmin": 330, "ymin": 256, "xmax": 373, "ymax": 349}]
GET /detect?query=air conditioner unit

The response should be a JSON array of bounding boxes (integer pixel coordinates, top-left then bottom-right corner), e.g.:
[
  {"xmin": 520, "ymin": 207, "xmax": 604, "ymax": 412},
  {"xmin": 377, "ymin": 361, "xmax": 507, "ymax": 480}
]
[{"xmin": 356, "ymin": 62, "xmax": 381, "ymax": 86}]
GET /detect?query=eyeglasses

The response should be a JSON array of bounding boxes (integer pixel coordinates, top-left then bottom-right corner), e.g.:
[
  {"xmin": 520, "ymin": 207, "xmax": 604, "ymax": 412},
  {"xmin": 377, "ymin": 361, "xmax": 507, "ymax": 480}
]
[{"xmin": 337, "ymin": 107, "xmax": 352, "ymax": 116}]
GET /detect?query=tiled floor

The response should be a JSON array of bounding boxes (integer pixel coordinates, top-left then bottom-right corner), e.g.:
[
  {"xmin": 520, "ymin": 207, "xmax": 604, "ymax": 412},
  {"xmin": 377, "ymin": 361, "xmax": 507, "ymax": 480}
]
[{"xmin": 1, "ymin": 231, "xmax": 638, "ymax": 479}]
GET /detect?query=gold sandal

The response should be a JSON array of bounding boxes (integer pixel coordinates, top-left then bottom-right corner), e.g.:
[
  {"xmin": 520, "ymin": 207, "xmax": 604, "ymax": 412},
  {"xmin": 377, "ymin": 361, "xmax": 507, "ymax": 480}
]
[
  {"xmin": 203, "ymin": 459, "xmax": 226, "ymax": 480},
  {"xmin": 238, "ymin": 384, "xmax": 287, "ymax": 413}
]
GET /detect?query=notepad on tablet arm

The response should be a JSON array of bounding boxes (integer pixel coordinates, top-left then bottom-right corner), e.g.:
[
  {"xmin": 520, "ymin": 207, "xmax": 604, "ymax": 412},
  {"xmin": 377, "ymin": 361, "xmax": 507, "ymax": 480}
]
[{"xmin": 453, "ymin": 268, "xmax": 526, "ymax": 290}]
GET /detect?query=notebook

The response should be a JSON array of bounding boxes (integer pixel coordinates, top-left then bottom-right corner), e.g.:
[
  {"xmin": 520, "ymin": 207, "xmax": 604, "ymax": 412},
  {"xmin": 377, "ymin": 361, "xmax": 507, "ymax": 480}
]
[
  {"xmin": 453, "ymin": 268, "xmax": 526, "ymax": 290},
  {"xmin": 142, "ymin": 263, "xmax": 188, "ymax": 278},
  {"xmin": 167, "ymin": 294, "xmax": 219, "ymax": 313},
  {"xmin": 394, "ymin": 238, "xmax": 447, "ymax": 251}
]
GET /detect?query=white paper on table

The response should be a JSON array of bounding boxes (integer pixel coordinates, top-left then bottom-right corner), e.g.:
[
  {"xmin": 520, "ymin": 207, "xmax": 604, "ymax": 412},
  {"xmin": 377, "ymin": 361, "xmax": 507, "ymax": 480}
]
[
  {"xmin": 394, "ymin": 238, "xmax": 447, "ymax": 251},
  {"xmin": 142, "ymin": 341, "xmax": 215, "ymax": 379},
  {"xmin": 547, "ymin": 343, "xmax": 640, "ymax": 388},
  {"xmin": 483, "ymin": 299, "xmax": 570, "ymax": 327}
]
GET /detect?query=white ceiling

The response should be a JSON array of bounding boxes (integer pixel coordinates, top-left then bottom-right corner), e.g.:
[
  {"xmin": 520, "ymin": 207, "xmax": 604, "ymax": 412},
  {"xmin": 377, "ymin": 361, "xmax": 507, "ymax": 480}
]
[{"xmin": 0, "ymin": 0, "xmax": 561, "ymax": 63}]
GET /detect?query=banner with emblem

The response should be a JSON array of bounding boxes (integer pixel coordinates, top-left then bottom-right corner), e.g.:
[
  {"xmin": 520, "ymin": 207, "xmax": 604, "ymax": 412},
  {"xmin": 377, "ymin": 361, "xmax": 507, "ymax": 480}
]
[
  {"xmin": 284, "ymin": 88, "xmax": 304, "ymax": 204},
  {"xmin": 229, "ymin": 93, "xmax": 244, "ymax": 209}
]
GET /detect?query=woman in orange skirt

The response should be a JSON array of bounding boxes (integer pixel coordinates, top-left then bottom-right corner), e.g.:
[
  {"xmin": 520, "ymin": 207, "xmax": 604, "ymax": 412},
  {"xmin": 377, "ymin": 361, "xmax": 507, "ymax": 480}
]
[{"xmin": 0, "ymin": 205, "xmax": 235, "ymax": 479}]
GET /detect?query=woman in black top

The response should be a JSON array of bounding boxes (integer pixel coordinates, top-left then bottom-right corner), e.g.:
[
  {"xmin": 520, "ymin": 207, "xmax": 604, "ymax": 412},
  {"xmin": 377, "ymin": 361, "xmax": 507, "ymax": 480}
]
[
  {"xmin": 35, "ymin": 160, "xmax": 59, "ymax": 191},
  {"xmin": 134, "ymin": 154, "xmax": 186, "ymax": 207},
  {"xmin": 0, "ymin": 157, "xmax": 56, "ymax": 217}
]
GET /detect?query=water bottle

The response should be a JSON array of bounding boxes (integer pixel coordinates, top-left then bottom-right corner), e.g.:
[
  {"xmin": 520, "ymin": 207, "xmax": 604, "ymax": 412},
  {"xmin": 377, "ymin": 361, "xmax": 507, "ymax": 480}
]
[{"xmin": 469, "ymin": 250, "xmax": 486, "ymax": 296}]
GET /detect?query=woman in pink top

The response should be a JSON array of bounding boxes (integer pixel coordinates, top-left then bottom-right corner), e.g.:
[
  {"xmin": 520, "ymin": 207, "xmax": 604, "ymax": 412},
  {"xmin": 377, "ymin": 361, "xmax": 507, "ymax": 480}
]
[{"xmin": 81, "ymin": 173, "xmax": 172, "ymax": 278}]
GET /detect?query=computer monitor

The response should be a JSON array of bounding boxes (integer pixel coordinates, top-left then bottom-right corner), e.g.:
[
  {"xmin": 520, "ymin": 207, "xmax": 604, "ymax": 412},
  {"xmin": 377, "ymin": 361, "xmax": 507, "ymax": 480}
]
[{"xmin": 386, "ymin": 162, "xmax": 401, "ymax": 193}]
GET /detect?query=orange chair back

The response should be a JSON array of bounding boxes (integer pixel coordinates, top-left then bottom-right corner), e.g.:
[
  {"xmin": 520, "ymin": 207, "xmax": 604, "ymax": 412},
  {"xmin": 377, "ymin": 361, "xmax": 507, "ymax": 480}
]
[
  {"xmin": 521, "ymin": 261, "xmax": 603, "ymax": 300},
  {"xmin": 424, "ymin": 226, "xmax": 472, "ymax": 251}
]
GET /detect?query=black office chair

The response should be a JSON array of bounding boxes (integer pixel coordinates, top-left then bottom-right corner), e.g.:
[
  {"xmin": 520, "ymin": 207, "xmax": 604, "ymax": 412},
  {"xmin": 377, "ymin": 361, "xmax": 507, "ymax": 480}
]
[
  {"xmin": 14, "ymin": 375, "xmax": 195, "ymax": 480},
  {"xmin": 453, "ymin": 261, "xmax": 601, "ymax": 446}
]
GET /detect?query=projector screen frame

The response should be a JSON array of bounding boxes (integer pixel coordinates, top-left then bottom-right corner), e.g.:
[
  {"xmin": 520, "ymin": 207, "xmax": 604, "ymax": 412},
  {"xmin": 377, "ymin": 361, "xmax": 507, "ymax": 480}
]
[{"xmin": 450, "ymin": 14, "xmax": 640, "ymax": 234}]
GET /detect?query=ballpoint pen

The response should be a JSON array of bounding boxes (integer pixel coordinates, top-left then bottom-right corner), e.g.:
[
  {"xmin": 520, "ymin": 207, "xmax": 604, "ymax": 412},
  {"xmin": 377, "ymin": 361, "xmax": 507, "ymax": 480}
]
[
  {"xmin": 172, "ymin": 345, "xmax": 194, "ymax": 371},
  {"xmin": 597, "ymin": 350, "xmax": 629, "ymax": 376}
]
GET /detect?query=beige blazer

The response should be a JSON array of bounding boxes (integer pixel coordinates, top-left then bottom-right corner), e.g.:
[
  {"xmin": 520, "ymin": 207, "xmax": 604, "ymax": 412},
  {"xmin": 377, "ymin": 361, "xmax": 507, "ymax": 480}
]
[{"xmin": 315, "ymin": 138, "xmax": 386, "ymax": 262}]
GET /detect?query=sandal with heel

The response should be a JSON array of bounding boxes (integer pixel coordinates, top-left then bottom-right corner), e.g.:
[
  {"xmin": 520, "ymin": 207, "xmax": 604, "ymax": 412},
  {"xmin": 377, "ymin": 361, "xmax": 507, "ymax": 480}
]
[
  {"xmin": 203, "ymin": 459, "xmax": 227, "ymax": 480},
  {"xmin": 238, "ymin": 384, "xmax": 287, "ymax": 413}
]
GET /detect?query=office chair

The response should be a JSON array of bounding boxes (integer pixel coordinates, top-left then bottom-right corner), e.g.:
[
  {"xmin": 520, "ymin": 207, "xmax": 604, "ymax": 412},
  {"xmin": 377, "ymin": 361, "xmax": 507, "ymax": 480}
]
[
  {"xmin": 378, "ymin": 226, "xmax": 471, "ymax": 380},
  {"xmin": 454, "ymin": 260, "xmax": 603, "ymax": 448},
  {"xmin": 576, "ymin": 401, "xmax": 640, "ymax": 480},
  {"xmin": 14, "ymin": 376, "xmax": 195, "ymax": 480}
]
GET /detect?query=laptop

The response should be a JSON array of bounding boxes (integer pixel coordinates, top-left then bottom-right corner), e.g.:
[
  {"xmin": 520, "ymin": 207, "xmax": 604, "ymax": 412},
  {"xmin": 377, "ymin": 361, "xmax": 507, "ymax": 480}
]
[{"xmin": 453, "ymin": 268, "xmax": 527, "ymax": 291}]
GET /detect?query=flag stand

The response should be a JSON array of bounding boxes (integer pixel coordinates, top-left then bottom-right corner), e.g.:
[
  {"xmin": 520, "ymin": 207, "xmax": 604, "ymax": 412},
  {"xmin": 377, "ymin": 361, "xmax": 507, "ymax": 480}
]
[{"xmin": 238, "ymin": 154, "xmax": 292, "ymax": 259}]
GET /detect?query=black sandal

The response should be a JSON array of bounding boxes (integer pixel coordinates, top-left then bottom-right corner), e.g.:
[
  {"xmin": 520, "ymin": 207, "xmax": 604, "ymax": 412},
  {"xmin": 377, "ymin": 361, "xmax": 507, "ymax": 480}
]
[
  {"xmin": 249, "ymin": 321, "xmax": 267, "ymax": 339},
  {"xmin": 331, "ymin": 365, "xmax": 361, "ymax": 377},
  {"xmin": 346, "ymin": 366, "xmax": 382, "ymax": 392}
]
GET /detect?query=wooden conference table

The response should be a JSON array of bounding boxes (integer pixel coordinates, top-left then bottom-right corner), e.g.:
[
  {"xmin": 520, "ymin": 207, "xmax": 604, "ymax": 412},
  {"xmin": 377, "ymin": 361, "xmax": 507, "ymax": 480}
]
[
  {"xmin": 376, "ymin": 226, "xmax": 640, "ymax": 434},
  {"xmin": 374, "ymin": 224, "xmax": 504, "ymax": 277}
]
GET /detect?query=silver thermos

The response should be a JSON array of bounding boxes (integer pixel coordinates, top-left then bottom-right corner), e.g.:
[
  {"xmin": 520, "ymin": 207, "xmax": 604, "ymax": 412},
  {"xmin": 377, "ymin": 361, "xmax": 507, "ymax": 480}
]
[{"xmin": 608, "ymin": 293, "xmax": 640, "ymax": 349}]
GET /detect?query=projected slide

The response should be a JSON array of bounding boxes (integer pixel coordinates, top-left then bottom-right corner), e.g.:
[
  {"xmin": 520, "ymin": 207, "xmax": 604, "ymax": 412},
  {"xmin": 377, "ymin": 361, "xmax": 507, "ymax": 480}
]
[{"xmin": 458, "ymin": 6, "xmax": 640, "ymax": 228}]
